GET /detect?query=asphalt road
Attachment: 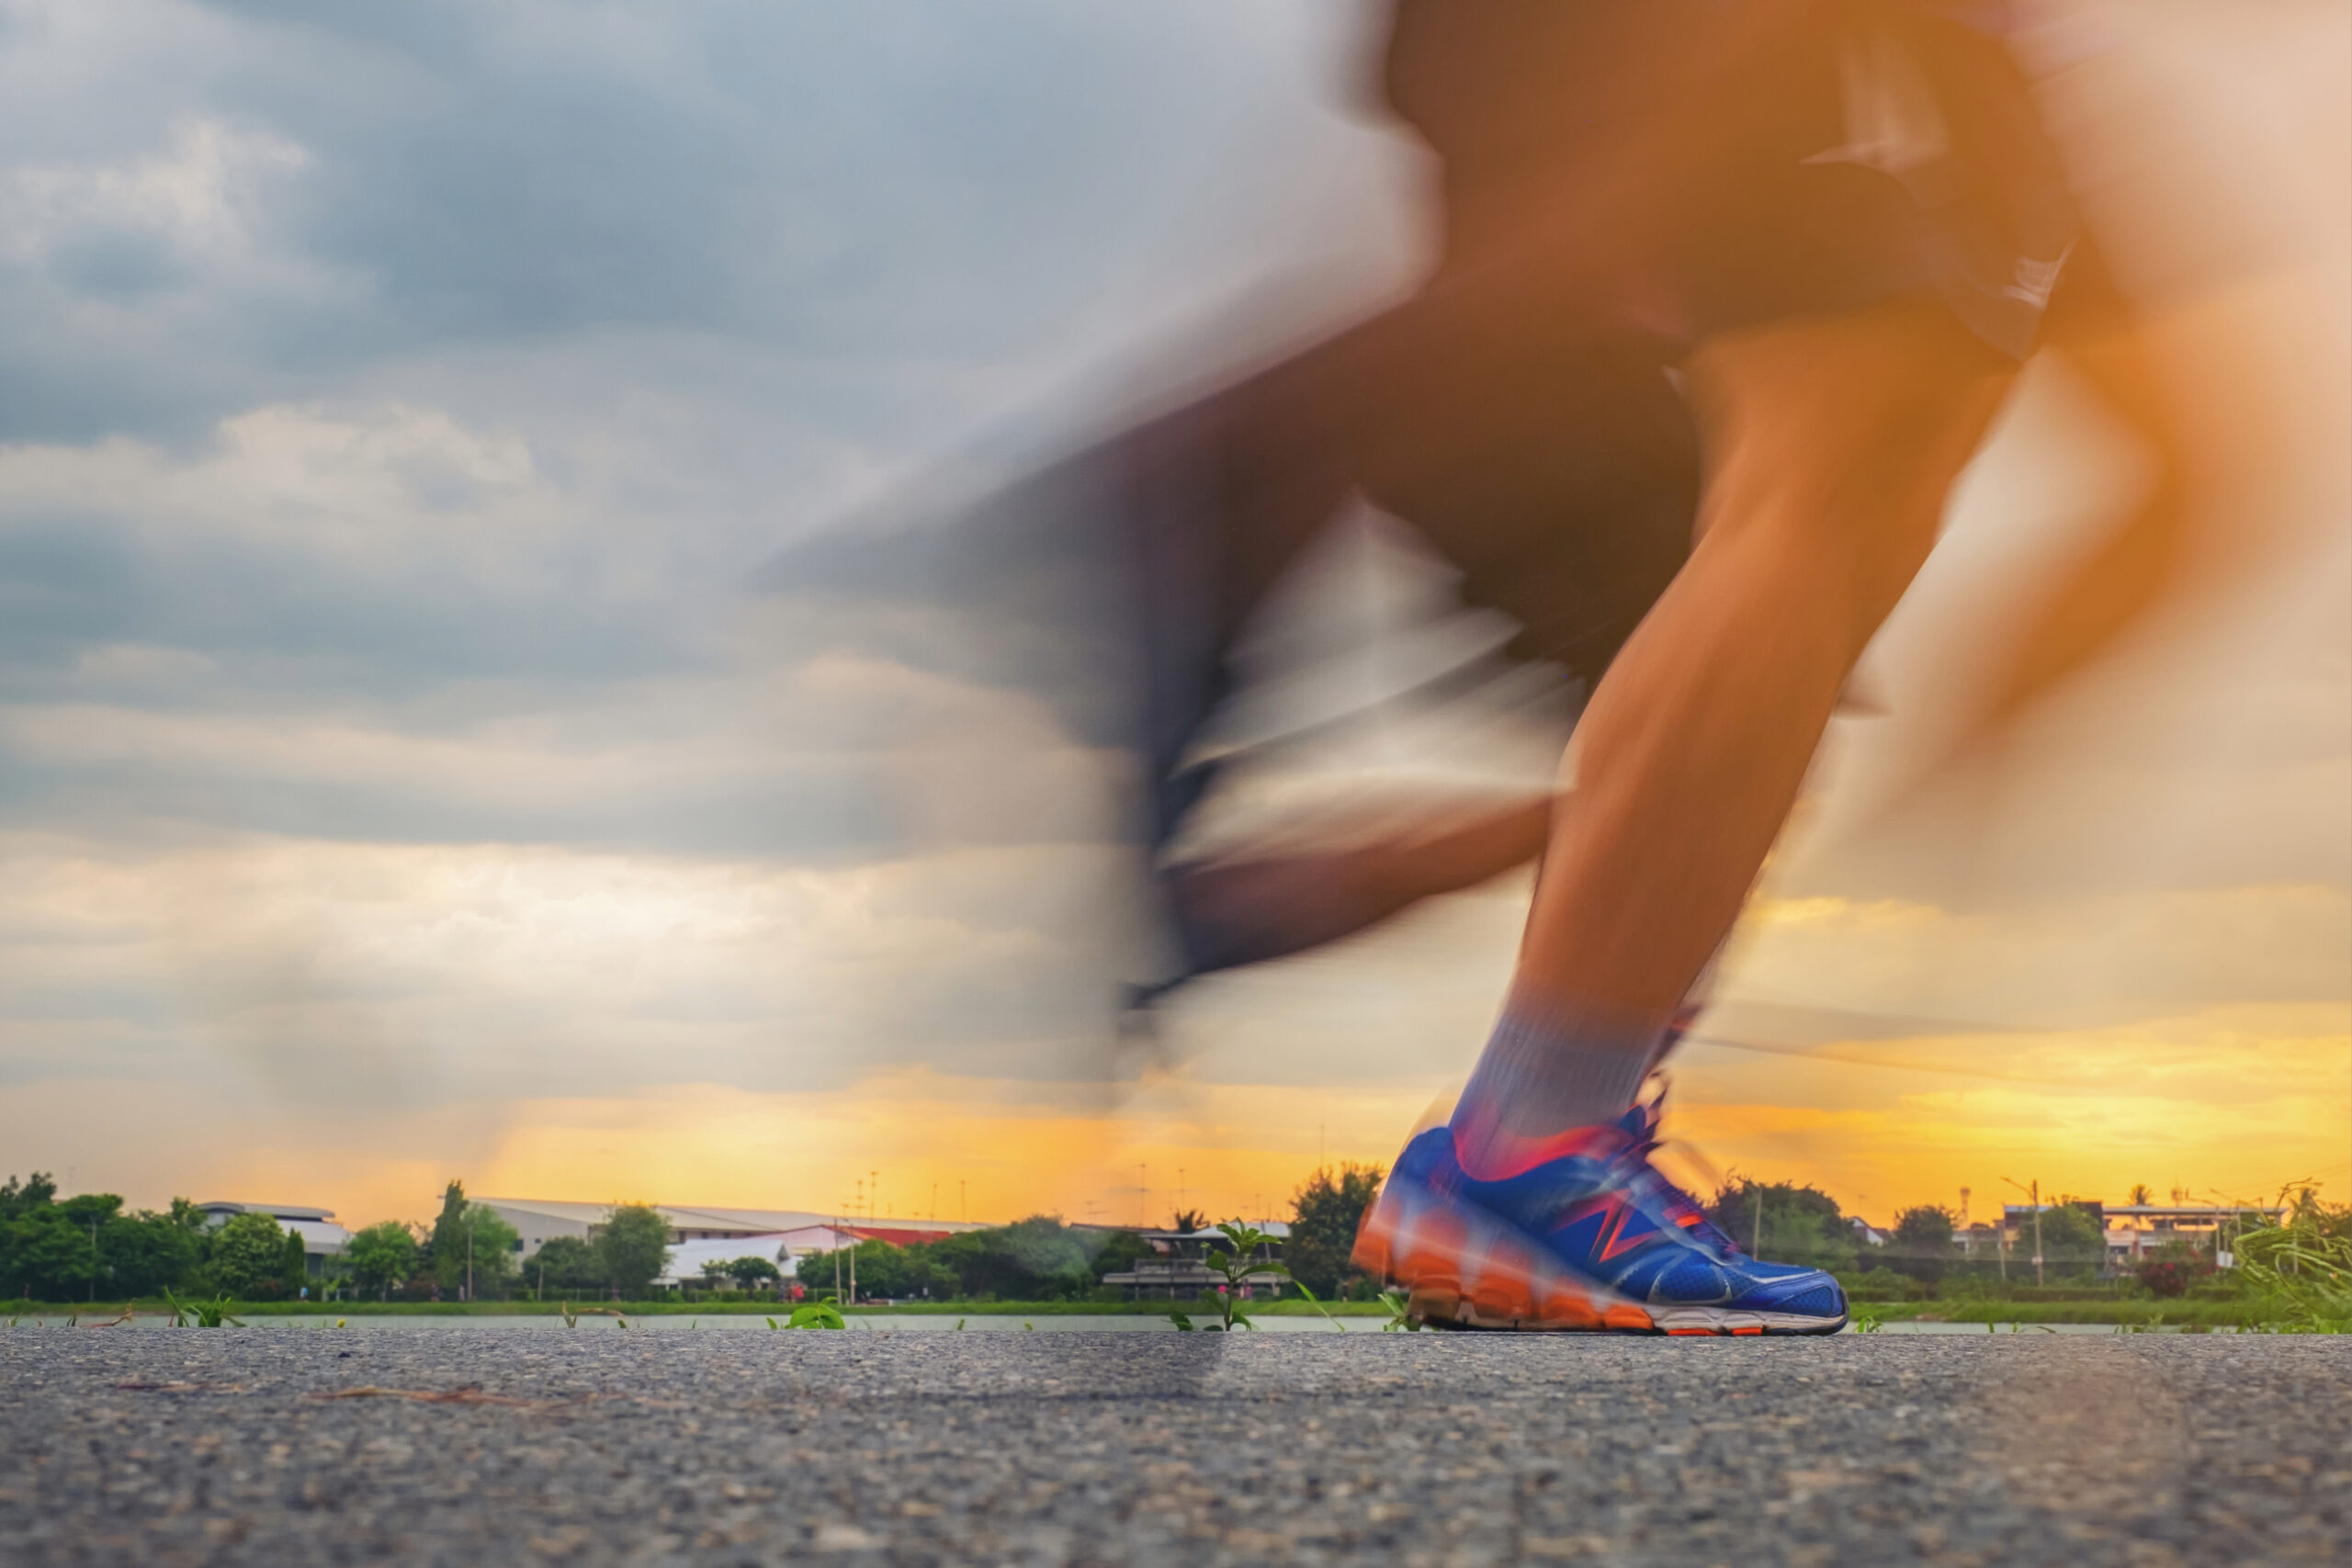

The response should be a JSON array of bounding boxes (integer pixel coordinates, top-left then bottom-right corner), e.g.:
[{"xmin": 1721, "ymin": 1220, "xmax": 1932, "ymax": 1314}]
[{"xmin": 2, "ymin": 1329, "xmax": 2345, "ymax": 1566}]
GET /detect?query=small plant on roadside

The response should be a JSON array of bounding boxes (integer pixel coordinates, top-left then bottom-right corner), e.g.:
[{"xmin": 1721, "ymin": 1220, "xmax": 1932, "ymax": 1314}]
[
  {"xmin": 1848, "ymin": 1307, "xmax": 1882, "ymax": 1335},
  {"xmin": 1166, "ymin": 1222, "xmax": 1287, "ymax": 1332},
  {"xmin": 772, "ymin": 1302, "xmax": 845, "ymax": 1330},
  {"xmin": 561, "ymin": 1302, "xmax": 631, "ymax": 1328},
  {"xmin": 2234, "ymin": 1190, "xmax": 2351, "ymax": 1334},
  {"xmin": 1288, "ymin": 1276, "xmax": 1347, "ymax": 1333},
  {"xmin": 162, "ymin": 1289, "xmax": 243, "ymax": 1328},
  {"xmin": 1376, "ymin": 1289, "xmax": 1424, "ymax": 1333}
]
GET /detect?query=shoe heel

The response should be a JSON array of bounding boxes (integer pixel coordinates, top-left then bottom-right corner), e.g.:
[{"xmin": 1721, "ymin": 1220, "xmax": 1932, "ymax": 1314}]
[{"xmin": 1407, "ymin": 1284, "xmax": 1462, "ymax": 1325}]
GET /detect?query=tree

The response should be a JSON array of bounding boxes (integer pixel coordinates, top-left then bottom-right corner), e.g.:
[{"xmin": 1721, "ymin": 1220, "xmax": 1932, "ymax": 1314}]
[
  {"xmin": 0, "ymin": 1179, "xmax": 203, "ymax": 1301},
  {"xmin": 529, "ymin": 1235, "xmax": 606, "ymax": 1295},
  {"xmin": 101, "ymin": 1205, "xmax": 202, "ymax": 1298},
  {"xmin": 425, "ymin": 1183, "xmax": 521, "ymax": 1300},
  {"xmin": 345, "ymin": 1221, "xmax": 421, "ymax": 1301},
  {"xmin": 427, "ymin": 1180, "xmax": 470, "ymax": 1292},
  {"xmin": 799, "ymin": 1215, "xmax": 1111, "ymax": 1302},
  {"xmin": 727, "ymin": 1256, "xmax": 783, "ymax": 1292},
  {"xmin": 597, "ymin": 1204, "xmax": 672, "ymax": 1298},
  {"xmin": 0, "ymin": 1172, "xmax": 59, "ymax": 1221},
  {"xmin": 1704, "ymin": 1178, "xmax": 1856, "ymax": 1272},
  {"xmin": 2031, "ymin": 1199, "xmax": 2105, "ymax": 1267},
  {"xmin": 1169, "ymin": 1209, "xmax": 1206, "ymax": 1235},
  {"xmin": 1891, "ymin": 1204, "xmax": 1956, "ymax": 1282},
  {"xmin": 208, "ymin": 1212, "xmax": 289, "ymax": 1298},
  {"xmin": 57, "ymin": 1194, "xmax": 124, "ymax": 1301},
  {"xmin": 281, "ymin": 1227, "xmax": 310, "ymax": 1292},
  {"xmin": 2128, "ymin": 1184, "xmax": 2154, "ymax": 1207},
  {"xmin": 1289, "ymin": 1163, "xmax": 1385, "ymax": 1296},
  {"xmin": 455, "ymin": 1204, "xmax": 521, "ymax": 1298},
  {"xmin": 699, "ymin": 1258, "xmax": 732, "ymax": 1286}
]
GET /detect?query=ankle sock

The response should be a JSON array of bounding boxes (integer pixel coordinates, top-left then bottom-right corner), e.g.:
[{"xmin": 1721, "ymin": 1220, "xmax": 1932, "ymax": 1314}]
[{"xmin": 1450, "ymin": 1000, "xmax": 1656, "ymax": 1179}]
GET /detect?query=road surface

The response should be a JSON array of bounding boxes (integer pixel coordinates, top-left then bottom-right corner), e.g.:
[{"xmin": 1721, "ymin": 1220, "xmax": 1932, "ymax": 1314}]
[{"xmin": 2, "ymin": 1329, "xmax": 2344, "ymax": 1564}]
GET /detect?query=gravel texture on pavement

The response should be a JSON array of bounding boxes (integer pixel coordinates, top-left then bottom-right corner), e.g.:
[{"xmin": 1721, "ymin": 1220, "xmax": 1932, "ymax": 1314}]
[{"xmin": 2, "ymin": 1329, "xmax": 2345, "ymax": 1566}]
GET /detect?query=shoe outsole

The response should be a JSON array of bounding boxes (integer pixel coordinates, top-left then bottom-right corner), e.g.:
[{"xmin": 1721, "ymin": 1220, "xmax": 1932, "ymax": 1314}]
[{"xmin": 1352, "ymin": 1172, "xmax": 1848, "ymax": 1337}]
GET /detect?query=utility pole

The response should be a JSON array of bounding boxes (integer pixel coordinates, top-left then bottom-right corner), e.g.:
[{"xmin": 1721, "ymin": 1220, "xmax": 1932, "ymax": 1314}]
[
  {"xmin": 1751, "ymin": 1188, "xmax": 1764, "ymax": 1258},
  {"xmin": 2002, "ymin": 1177, "xmax": 2043, "ymax": 1288},
  {"xmin": 871, "ymin": 1170, "xmax": 879, "ymax": 1223},
  {"xmin": 90, "ymin": 1217, "xmax": 99, "ymax": 1303},
  {"xmin": 467, "ymin": 1224, "xmax": 475, "ymax": 1303},
  {"xmin": 1138, "ymin": 1164, "xmax": 1147, "ymax": 1230}
]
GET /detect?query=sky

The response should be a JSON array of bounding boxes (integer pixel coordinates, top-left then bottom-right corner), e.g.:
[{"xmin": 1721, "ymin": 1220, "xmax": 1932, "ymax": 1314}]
[{"xmin": 0, "ymin": 0, "xmax": 2344, "ymax": 1234}]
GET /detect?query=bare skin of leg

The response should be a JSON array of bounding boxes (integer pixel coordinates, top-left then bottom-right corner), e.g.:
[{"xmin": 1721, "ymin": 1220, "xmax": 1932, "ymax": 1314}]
[{"xmin": 1510, "ymin": 298, "xmax": 2016, "ymax": 1039}]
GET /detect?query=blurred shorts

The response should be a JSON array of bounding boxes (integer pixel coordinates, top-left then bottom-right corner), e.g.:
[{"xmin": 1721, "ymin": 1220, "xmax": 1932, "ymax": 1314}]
[{"xmin": 1383, "ymin": 0, "xmax": 2082, "ymax": 362}]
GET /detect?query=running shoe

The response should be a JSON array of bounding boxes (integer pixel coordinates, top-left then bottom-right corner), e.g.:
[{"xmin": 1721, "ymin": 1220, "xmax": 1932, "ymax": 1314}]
[{"xmin": 1351, "ymin": 1095, "xmax": 1848, "ymax": 1335}]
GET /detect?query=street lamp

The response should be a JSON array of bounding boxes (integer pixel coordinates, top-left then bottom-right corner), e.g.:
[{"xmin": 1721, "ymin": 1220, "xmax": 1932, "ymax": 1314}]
[{"xmin": 2001, "ymin": 1177, "xmax": 2044, "ymax": 1289}]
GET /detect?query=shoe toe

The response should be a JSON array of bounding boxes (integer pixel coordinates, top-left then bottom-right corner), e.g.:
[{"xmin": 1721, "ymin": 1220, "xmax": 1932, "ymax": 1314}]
[{"xmin": 1736, "ymin": 1269, "xmax": 1846, "ymax": 1321}]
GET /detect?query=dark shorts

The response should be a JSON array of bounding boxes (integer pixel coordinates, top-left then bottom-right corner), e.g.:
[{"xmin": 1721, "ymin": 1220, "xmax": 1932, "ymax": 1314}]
[
  {"xmin": 1385, "ymin": 0, "xmax": 2081, "ymax": 362},
  {"xmin": 916, "ymin": 3, "xmax": 2082, "ymax": 892}
]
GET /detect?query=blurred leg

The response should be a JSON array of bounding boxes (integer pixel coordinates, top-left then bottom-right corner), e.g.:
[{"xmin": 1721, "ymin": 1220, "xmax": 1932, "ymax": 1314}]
[{"xmin": 1167, "ymin": 793, "xmax": 1554, "ymax": 975}]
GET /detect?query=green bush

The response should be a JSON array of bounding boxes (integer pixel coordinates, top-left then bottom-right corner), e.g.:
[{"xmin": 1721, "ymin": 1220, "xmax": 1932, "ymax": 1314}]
[
  {"xmin": 1839, "ymin": 1267, "xmax": 1928, "ymax": 1303},
  {"xmin": 796, "ymin": 1215, "xmax": 1144, "ymax": 1303},
  {"xmin": 207, "ymin": 1212, "xmax": 290, "ymax": 1298}
]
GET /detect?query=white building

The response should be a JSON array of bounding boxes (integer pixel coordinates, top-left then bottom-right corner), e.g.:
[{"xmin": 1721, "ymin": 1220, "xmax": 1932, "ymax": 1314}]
[
  {"xmin": 193, "ymin": 1201, "xmax": 353, "ymax": 1280},
  {"xmin": 2100, "ymin": 1202, "xmax": 2283, "ymax": 1266},
  {"xmin": 476, "ymin": 1199, "xmax": 989, "ymax": 1273}
]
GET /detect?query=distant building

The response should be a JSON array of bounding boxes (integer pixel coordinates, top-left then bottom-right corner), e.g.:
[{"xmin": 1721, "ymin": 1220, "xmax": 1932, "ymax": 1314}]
[
  {"xmin": 475, "ymin": 1198, "xmax": 989, "ymax": 1272},
  {"xmin": 1954, "ymin": 1223, "xmax": 2003, "ymax": 1257},
  {"xmin": 193, "ymin": 1201, "xmax": 353, "ymax": 1280},
  {"xmin": 2098, "ymin": 1202, "xmax": 2283, "ymax": 1266},
  {"xmin": 1100, "ymin": 1223, "xmax": 1291, "ymax": 1299},
  {"xmin": 1846, "ymin": 1217, "xmax": 1889, "ymax": 1248},
  {"xmin": 654, "ymin": 1224, "xmax": 966, "ymax": 1288}
]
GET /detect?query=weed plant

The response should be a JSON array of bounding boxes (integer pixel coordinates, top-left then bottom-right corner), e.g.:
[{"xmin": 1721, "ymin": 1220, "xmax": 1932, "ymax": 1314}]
[
  {"xmin": 2233, "ymin": 1194, "xmax": 2351, "ymax": 1333},
  {"xmin": 162, "ymin": 1289, "xmax": 242, "ymax": 1327},
  {"xmin": 766, "ymin": 1303, "xmax": 846, "ymax": 1330},
  {"xmin": 1170, "ymin": 1222, "xmax": 1286, "ymax": 1332}
]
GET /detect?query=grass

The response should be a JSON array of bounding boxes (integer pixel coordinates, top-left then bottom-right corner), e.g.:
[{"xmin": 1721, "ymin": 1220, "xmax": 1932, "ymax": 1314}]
[{"xmin": 1868, "ymin": 1298, "xmax": 2286, "ymax": 1329}]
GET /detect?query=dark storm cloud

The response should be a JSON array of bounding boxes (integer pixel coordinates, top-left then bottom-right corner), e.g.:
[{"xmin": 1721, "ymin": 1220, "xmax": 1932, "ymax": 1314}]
[
  {"xmin": 0, "ymin": 0, "xmax": 1411, "ymax": 848},
  {"xmin": 2, "ymin": 0, "xmax": 1366, "ymax": 443}
]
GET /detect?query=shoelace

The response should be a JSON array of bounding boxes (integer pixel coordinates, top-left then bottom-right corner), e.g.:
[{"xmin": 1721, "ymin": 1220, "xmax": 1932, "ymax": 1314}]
[{"xmin": 1615, "ymin": 1076, "xmax": 1747, "ymax": 1259}]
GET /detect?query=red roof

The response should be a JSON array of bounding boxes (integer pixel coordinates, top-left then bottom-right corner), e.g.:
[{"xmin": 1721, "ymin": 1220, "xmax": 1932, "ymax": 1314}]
[{"xmin": 840, "ymin": 1226, "xmax": 955, "ymax": 1248}]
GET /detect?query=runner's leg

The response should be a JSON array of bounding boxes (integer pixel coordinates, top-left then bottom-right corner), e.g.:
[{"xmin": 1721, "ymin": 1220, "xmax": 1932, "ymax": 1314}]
[{"xmin": 1456, "ymin": 297, "xmax": 2014, "ymax": 1168}]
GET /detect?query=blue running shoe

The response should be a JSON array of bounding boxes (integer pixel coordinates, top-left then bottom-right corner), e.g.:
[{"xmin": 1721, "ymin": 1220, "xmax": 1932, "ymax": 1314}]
[{"xmin": 1351, "ymin": 1095, "xmax": 1847, "ymax": 1335}]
